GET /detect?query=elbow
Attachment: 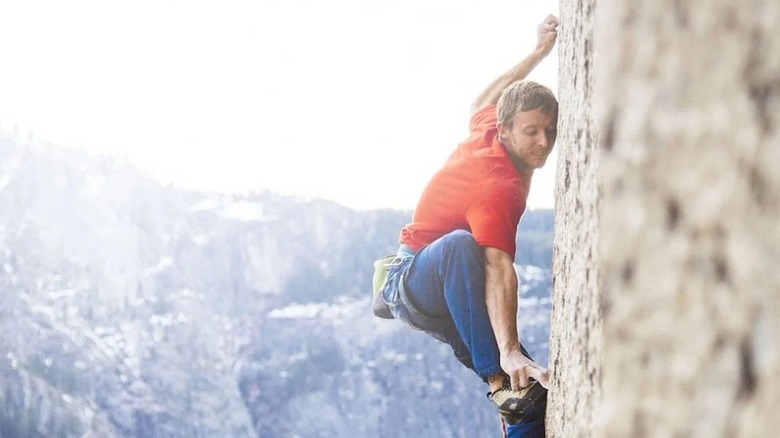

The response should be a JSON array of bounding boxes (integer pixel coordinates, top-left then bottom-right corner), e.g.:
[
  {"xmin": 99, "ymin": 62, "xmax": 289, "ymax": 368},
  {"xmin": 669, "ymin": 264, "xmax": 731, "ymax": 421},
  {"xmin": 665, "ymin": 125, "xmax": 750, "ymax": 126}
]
[{"xmin": 484, "ymin": 259, "xmax": 519, "ymax": 288}]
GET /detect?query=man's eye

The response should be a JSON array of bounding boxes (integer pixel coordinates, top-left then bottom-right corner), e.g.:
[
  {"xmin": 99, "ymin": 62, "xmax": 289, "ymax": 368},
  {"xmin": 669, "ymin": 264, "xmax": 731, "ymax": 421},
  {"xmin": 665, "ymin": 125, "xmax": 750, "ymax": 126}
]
[{"xmin": 525, "ymin": 130, "xmax": 538, "ymax": 136}]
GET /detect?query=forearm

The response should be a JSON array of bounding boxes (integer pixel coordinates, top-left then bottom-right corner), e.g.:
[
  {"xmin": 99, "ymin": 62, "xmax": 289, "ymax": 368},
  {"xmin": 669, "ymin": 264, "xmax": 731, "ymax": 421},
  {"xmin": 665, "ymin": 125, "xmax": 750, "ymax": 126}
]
[
  {"xmin": 472, "ymin": 49, "xmax": 547, "ymax": 114},
  {"xmin": 484, "ymin": 263, "xmax": 520, "ymax": 354},
  {"xmin": 472, "ymin": 15, "xmax": 559, "ymax": 115},
  {"xmin": 483, "ymin": 248, "xmax": 549, "ymax": 389}
]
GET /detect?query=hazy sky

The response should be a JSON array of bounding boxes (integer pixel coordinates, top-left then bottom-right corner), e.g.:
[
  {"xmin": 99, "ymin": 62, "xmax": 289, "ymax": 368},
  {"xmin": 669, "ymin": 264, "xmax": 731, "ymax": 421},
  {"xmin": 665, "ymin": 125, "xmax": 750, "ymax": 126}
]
[{"xmin": 1, "ymin": 0, "xmax": 560, "ymax": 211}]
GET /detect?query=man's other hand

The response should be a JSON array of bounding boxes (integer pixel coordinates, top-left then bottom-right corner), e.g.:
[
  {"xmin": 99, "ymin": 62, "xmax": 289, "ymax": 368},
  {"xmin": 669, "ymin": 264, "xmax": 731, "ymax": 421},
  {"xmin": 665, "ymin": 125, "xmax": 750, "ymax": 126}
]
[
  {"xmin": 501, "ymin": 349, "xmax": 550, "ymax": 391},
  {"xmin": 535, "ymin": 14, "xmax": 559, "ymax": 57}
]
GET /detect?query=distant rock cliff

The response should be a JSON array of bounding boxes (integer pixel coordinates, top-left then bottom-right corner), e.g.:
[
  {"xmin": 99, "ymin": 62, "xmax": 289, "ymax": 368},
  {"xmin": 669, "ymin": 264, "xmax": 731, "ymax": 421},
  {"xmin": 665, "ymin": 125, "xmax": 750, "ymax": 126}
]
[
  {"xmin": 549, "ymin": 1, "xmax": 780, "ymax": 437},
  {"xmin": 0, "ymin": 132, "xmax": 554, "ymax": 437}
]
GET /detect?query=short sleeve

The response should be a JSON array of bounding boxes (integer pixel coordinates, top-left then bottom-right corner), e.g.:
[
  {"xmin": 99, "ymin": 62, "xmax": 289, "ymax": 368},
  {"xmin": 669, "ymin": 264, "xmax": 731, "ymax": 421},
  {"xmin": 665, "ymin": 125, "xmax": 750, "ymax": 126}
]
[{"xmin": 465, "ymin": 181, "xmax": 525, "ymax": 256}]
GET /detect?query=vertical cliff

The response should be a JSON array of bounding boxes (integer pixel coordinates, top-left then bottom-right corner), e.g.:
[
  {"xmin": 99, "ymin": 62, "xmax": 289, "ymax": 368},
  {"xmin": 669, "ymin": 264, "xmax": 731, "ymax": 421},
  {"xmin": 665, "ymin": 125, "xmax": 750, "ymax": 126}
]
[
  {"xmin": 547, "ymin": 0, "xmax": 601, "ymax": 436},
  {"xmin": 550, "ymin": 0, "xmax": 780, "ymax": 436}
]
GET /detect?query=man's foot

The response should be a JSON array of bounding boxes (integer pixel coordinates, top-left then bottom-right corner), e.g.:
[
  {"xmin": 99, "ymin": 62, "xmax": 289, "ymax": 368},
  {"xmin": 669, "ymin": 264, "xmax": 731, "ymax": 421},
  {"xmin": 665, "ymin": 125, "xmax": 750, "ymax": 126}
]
[{"xmin": 487, "ymin": 377, "xmax": 547, "ymax": 425}]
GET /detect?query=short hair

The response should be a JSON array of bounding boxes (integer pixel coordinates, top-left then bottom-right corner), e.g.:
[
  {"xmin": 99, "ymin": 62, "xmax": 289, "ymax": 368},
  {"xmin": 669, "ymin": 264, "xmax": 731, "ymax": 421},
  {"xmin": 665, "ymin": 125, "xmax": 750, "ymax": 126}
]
[{"xmin": 496, "ymin": 81, "xmax": 558, "ymax": 128}]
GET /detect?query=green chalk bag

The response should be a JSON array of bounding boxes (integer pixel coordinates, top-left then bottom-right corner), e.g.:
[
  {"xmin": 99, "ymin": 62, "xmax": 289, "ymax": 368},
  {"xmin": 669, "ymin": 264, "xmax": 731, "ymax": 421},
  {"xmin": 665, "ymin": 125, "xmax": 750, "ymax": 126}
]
[{"xmin": 371, "ymin": 255, "xmax": 396, "ymax": 319}]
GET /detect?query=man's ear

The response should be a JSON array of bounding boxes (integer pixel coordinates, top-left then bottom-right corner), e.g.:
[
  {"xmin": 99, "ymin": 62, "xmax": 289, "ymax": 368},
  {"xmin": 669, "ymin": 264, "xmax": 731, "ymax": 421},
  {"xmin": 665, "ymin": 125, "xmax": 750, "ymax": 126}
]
[{"xmin": 497, "ymin": 121, "xmax": 509, "ymax": 143}]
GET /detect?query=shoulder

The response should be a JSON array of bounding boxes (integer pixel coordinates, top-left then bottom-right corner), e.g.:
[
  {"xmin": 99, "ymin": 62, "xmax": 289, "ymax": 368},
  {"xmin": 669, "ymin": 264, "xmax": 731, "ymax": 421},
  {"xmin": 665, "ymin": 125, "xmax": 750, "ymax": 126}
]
[{"xmin": 469, "ymin": 105, "xmax": 498, "ymax": 132}]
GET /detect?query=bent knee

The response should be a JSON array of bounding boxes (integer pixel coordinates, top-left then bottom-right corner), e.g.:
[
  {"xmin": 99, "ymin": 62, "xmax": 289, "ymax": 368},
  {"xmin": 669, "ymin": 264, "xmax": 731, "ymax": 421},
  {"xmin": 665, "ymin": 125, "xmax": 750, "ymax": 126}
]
[{"xmin": 443, "ymin": 230, "xmax": 480, "ymax": 253}]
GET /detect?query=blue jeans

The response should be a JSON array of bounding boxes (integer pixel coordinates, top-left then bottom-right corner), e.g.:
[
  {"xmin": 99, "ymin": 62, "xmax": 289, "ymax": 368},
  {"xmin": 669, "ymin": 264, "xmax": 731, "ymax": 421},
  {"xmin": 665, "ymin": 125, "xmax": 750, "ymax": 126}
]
[
  {"xmin": 506, "ymin": 407, "xmax": 545, "ymax": 438},
  {"xmin": 382, "ymin": 230, "xmax": 545, "ymax": 436}
]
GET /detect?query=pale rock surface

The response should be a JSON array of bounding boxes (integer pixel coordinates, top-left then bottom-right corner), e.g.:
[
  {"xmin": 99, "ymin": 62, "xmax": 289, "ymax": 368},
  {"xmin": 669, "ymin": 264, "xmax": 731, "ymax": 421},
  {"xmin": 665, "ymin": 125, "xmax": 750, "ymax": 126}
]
[
  {"xmin": 547, "ymin": 0, "xmax": 601, "ymax": 436},
  {"xmin": 549, "ymin": 0, "xmax": 780, "ymax": 437}
]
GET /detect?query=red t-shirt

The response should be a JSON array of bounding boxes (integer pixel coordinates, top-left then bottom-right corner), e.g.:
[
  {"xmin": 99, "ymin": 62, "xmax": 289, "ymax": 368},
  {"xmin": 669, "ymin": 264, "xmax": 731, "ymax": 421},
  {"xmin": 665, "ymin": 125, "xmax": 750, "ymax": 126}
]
[{"xmin": 399, "ymin": 105, "xmax": 532, "ymax": 257}]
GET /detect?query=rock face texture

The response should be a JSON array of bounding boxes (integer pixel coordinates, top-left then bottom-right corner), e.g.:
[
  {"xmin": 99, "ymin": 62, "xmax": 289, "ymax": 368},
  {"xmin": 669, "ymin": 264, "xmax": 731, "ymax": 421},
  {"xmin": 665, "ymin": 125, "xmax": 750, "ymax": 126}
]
[
  {"xmin": 550, "ymin": 0, "xmax": 780, "ymax": 437},
  {"xmin": 547, "ymin": 0, "xmax": 601, "ymax": 436}
]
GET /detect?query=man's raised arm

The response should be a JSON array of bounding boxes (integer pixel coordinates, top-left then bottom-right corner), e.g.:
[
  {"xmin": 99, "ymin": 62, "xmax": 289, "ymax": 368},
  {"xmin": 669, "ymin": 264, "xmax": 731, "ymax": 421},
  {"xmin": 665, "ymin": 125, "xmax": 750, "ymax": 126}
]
[{"xmin": 471, "ymin": 14, "xmax": 559, "ymax": 115}]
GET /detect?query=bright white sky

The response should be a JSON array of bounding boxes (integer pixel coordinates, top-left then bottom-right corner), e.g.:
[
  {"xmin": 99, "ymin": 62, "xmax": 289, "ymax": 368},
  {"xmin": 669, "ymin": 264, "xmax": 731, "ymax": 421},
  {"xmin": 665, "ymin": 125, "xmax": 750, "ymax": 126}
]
[{"xmin": 0, "ymin": 0, "xmax": 559, "ymax": 211}]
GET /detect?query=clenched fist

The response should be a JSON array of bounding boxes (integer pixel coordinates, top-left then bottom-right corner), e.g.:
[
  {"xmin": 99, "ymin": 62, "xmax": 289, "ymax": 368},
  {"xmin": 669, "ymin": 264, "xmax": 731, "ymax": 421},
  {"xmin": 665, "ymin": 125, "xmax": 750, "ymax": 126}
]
[{"xmin": 536, "ymin": 14, "xmax": 559, "ymax": 57}]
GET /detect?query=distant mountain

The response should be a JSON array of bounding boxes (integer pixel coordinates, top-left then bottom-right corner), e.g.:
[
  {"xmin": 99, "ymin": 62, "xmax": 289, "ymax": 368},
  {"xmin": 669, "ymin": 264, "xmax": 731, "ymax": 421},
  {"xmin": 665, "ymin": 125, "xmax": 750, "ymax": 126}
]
[{"xmin": 0, "ymin": 132, "xmax": 552, "ymax": 438}]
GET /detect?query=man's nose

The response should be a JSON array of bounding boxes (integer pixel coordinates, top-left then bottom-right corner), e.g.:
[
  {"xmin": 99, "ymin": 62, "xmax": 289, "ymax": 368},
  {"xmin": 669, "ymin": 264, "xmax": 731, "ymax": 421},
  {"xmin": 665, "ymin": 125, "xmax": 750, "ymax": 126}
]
[{"xmin": 538, "ymin": 133, "xmax": 550, "ymax": 149}]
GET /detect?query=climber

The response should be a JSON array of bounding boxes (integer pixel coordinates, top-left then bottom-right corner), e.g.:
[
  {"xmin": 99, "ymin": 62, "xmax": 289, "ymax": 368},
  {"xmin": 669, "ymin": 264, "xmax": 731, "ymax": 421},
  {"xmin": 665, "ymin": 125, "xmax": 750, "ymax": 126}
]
[{"xmin": 376, "ymin": 13, "xmax": 559, "ymax": 437}]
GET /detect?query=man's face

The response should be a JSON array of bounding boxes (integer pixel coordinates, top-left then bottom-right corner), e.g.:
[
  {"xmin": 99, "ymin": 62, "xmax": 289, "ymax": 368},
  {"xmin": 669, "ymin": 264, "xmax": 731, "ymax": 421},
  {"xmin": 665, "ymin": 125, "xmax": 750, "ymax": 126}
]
[{"xmin": 498, "ymin": 108, "xmax": 557, "ymax": 172}]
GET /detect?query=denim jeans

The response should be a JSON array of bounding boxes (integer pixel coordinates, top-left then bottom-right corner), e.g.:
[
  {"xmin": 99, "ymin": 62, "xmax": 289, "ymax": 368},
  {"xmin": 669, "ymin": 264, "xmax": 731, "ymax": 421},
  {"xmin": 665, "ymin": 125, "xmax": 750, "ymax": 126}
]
[
  {"xmin": 506, "ymin": 404, "xmax": 546, "ymax": 438},
  {"xmin": 382, "ymin": 230, "xmax": 545, "ymax": 436}
]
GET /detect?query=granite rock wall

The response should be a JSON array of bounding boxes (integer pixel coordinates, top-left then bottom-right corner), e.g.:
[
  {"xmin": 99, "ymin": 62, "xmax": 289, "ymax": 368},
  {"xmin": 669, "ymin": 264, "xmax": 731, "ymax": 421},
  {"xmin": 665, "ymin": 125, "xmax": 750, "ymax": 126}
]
[{"xmin": 549, "ymin": 1, "xmax": 780, "ymax": 436}]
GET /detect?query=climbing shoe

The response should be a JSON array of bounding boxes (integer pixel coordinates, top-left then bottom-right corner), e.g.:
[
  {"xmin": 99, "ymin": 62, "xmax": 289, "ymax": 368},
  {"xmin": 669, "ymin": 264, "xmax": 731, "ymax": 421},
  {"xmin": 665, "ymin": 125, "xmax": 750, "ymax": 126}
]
[{"xmin": 487, "ymin": 378, "xmax": 547, "ymax": 425}]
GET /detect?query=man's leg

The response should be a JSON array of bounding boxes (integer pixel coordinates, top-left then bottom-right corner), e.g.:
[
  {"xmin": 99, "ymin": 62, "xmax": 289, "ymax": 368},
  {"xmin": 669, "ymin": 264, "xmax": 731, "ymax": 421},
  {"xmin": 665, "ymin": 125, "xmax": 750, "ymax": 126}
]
[
  {"xmin": 402, "ymin": 230, "xmax": 502, "ymax": 379},
  {"xmin": 402, "ymin": 230, "xmax": 548, "ymax": 437},
  {"xmin": 506, "ymin": 408, "xmax": 545, "ymax": 438}
]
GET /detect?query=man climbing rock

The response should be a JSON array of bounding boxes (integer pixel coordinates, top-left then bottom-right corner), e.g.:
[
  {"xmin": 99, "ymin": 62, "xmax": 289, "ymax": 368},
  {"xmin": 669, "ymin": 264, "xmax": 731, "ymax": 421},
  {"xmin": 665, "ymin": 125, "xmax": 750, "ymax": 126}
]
[{"xmin": 376, "ymin": 14, "xmax": 559, "ymax": 437}]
